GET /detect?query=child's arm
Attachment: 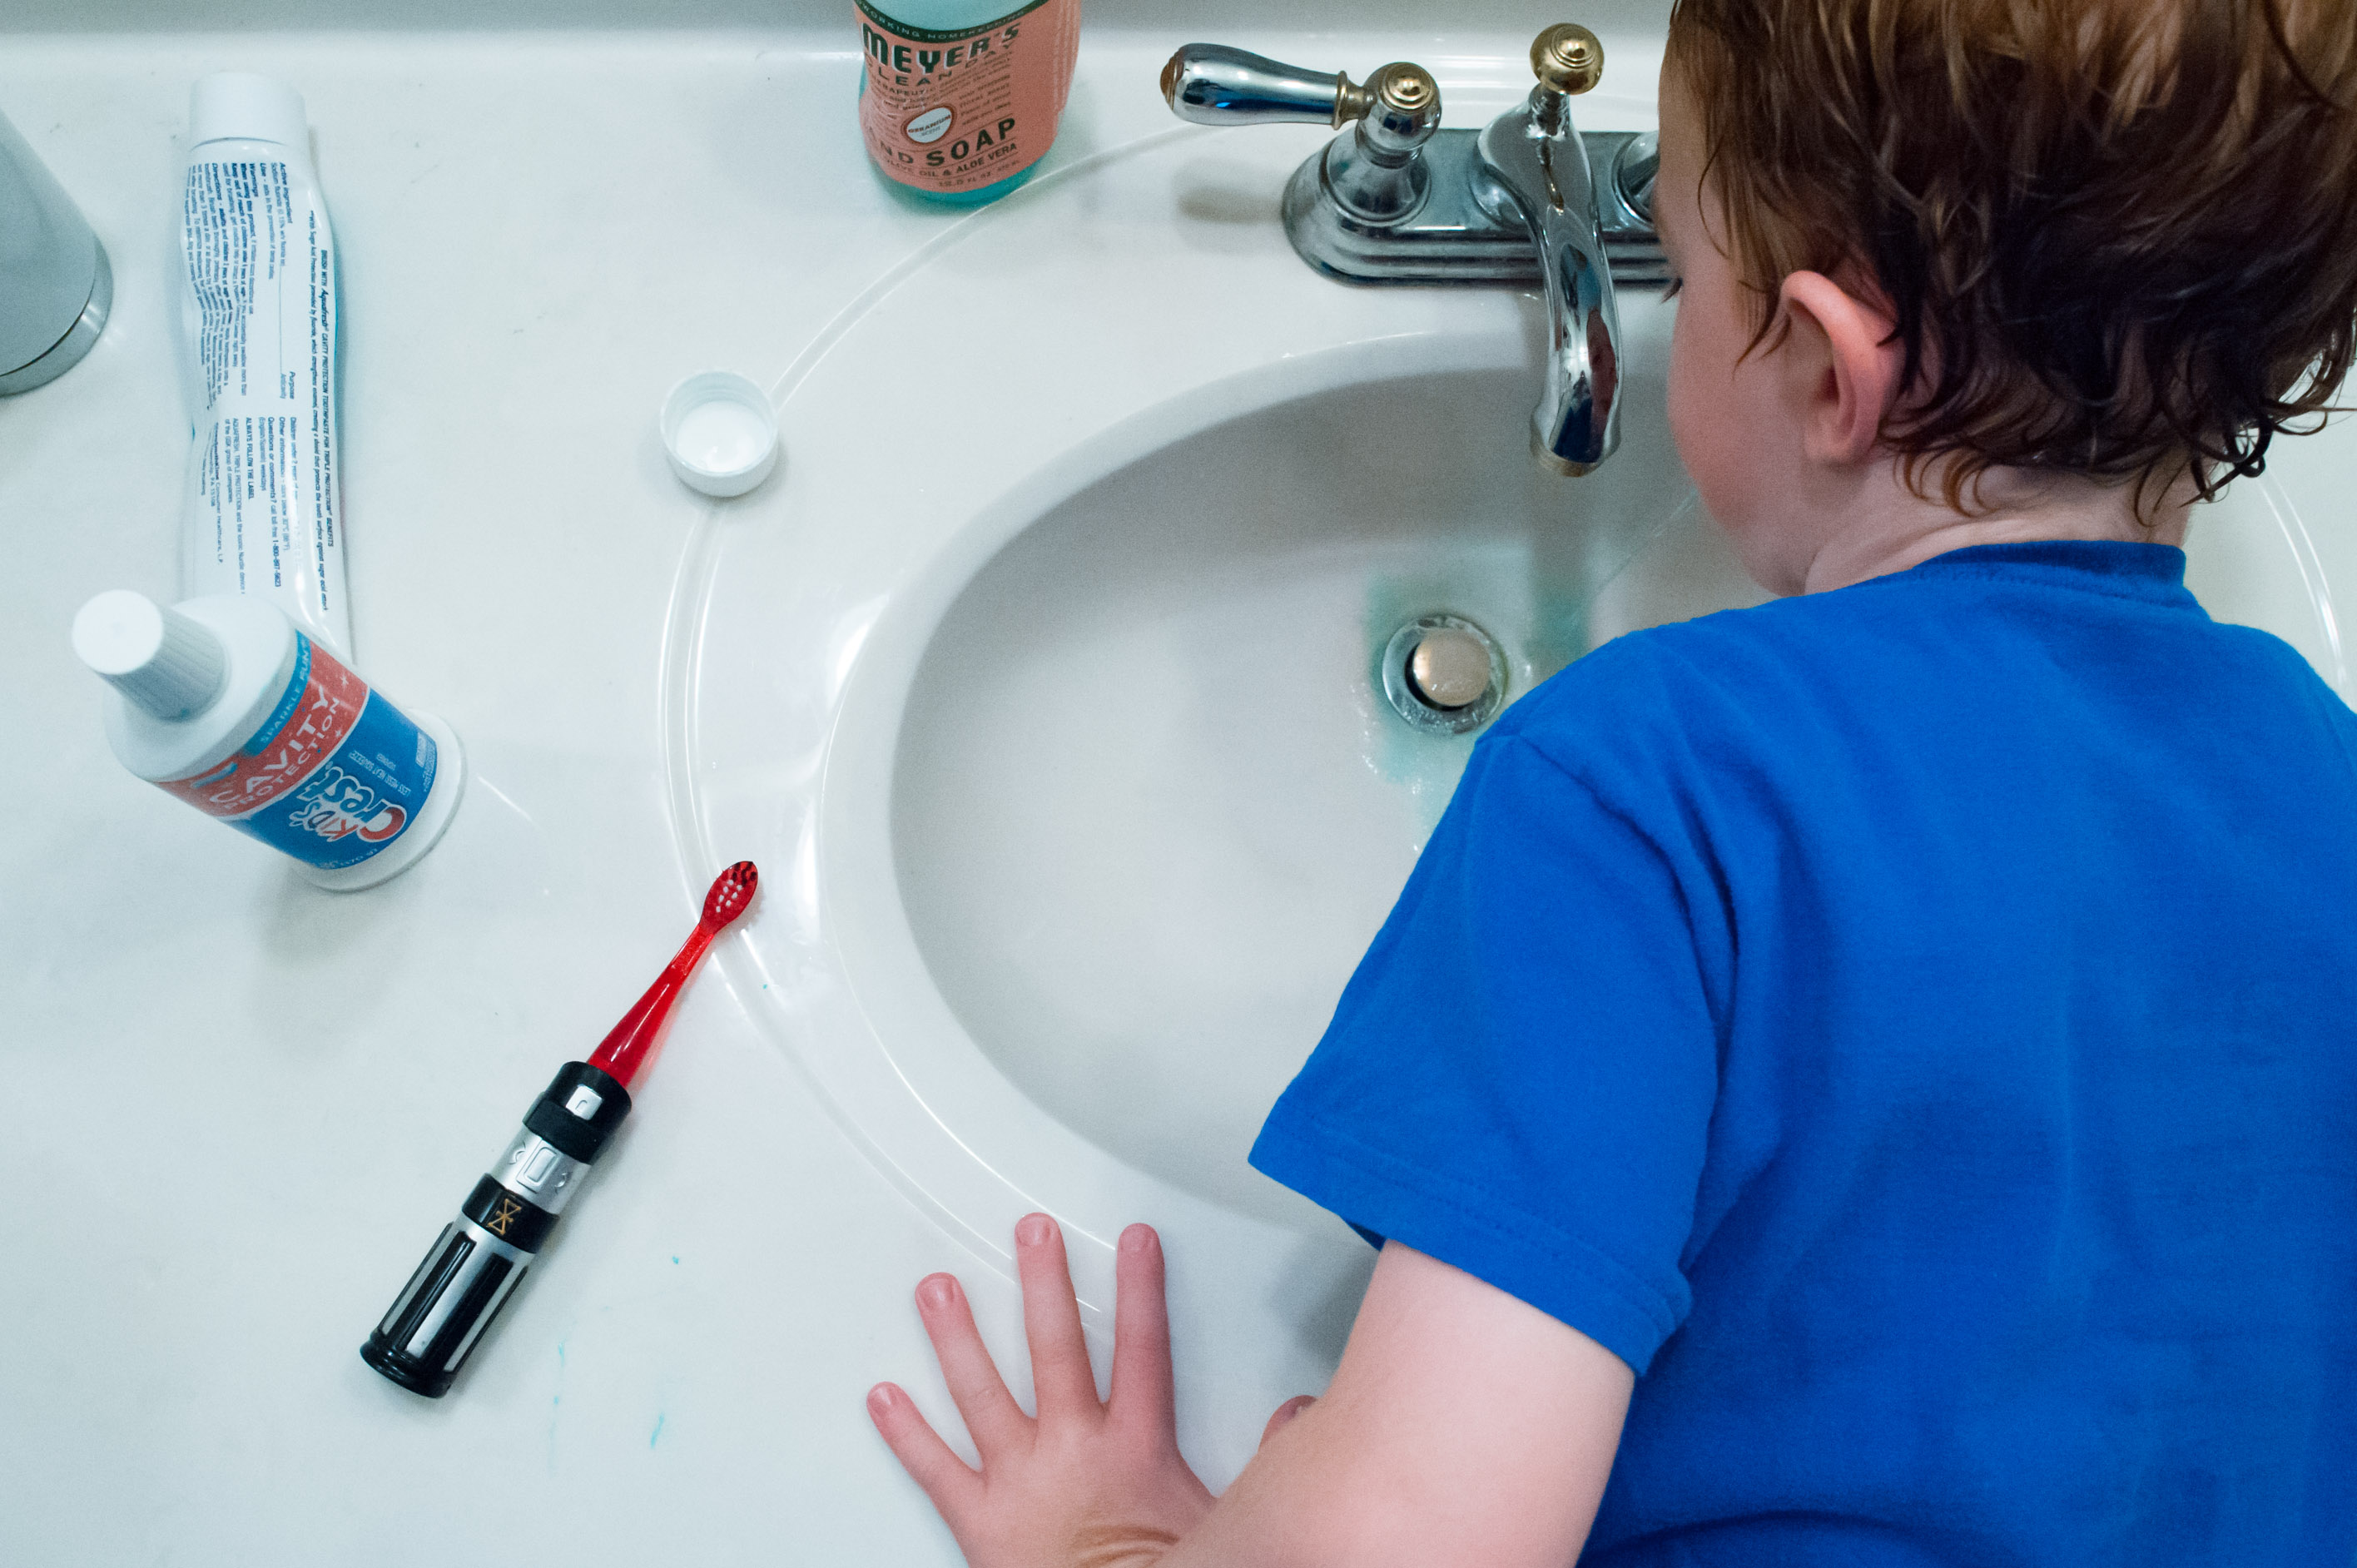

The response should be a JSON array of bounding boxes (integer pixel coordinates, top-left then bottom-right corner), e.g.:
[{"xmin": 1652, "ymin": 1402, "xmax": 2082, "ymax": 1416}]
[
  {"xmin": 868, "ymin": 1215, "xmax": 1632, "ymax": 1568},
  {"xmin": 1168, "ymin": 1237, "xmax": 1633, "ymax": 1566}
]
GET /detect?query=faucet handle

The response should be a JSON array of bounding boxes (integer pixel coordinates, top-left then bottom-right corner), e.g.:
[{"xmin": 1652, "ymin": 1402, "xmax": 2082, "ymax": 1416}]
[
  {"xmin": 1161, "ymin": 46, "xmax": 1442, "ymax": 153},
  {"xmin": 1161, "ymin": 45, "xmax": 1375, "ymax": 127},
  {"xmin": 1612, "ymin": 131, "xmax": 1659, "ymax": 221},
  {"xmin": 1164, "ymin": 46, "xmax": 1444, "ymax": 227},
  {"xmin": 1530, "ymin": 23, "xmax": 1605, "ymax": 95}
]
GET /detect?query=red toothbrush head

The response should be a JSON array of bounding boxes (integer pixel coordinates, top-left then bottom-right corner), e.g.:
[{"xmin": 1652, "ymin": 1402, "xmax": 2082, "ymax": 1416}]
[
  {"xmin": 704, "ymin": 860, "xmax": 759, "ymax": 930},
  {"xmin": 586, "ymin": 859, "xmax": 762, "ymax": 1089}
]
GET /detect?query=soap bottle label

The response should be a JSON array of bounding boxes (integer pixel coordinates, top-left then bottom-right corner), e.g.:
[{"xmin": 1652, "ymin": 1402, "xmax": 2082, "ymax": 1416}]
[
  {"xmin": 155, "ymin": 632, "xmax": 439, "ymax": 871},
  {"xmin": 856, "ymin": 0, "xmax": 1079, "ymax": 196}
]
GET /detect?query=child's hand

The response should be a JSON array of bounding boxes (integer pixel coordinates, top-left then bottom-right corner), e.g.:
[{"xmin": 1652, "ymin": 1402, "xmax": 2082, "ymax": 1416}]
[{"xmin": 868, "ymin": 1215, "xmax": 1216, "ymax": 1568}]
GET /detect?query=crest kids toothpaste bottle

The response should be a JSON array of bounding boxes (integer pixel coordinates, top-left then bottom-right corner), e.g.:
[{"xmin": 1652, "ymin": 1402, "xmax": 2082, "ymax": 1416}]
[
  {"xmin": 72, "ymin": 590, "xmax": 464, "ymax": 891},
  {"xmin": 857, "ymin": 0, "xmax": 1080, "ymax": 203}
]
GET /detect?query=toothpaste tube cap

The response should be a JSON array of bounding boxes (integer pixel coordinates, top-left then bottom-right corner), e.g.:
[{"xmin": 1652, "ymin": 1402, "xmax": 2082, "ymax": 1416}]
[
  {"xmin": 660, "ymin": 371, "xmax": 780, "ymax": 499},
  {"xmin": 72, "ymin": 590, "xmax": 228, "ymax": 721},
  {"xmin": 188, "ymin": 72, "xmax": 308, "ymax": 153}
]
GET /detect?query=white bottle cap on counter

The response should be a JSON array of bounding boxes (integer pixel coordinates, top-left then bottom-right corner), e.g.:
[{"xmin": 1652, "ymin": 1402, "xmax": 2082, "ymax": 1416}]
[
  {"xmin": 72, "ymin": 589, "xmax": 228, "ymax": 721},
  {"xmin": 660, "ymin": 371, "xmax": 781, "ymax": 499},
  {"xmin": 187, "ymin": 72, "xmax": 309, "ymax": 151}
]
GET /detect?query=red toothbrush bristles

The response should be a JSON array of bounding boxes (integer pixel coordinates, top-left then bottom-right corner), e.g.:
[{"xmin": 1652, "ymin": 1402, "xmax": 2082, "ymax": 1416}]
[{"xmin": 588, "ymin": 861, "xmax": 758, "ymax": 1089}]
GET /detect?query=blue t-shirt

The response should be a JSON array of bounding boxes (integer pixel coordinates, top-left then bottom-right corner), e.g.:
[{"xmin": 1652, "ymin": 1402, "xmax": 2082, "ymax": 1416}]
[{"xmin": 1250, "ymin": 542, "xmax": 2357, "ymax": 1564}]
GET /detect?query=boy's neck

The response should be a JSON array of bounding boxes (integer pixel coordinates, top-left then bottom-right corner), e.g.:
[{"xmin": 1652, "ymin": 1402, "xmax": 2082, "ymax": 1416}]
[{"xmin": 1795, "ymin": 459, "xmax": 2193, "ymax": 595}]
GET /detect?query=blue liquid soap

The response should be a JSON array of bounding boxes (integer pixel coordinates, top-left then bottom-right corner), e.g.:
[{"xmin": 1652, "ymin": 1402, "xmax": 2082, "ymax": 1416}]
[{"xmin": 855, "ymin": 0, "xmax": 1080, "ymax": 204}]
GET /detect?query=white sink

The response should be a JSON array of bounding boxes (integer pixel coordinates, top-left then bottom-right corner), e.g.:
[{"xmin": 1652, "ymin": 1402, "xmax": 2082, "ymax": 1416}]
[
  {"xmin": 891, "ymin": 357, "xmax": 1732, "ymax": 1223},
  {"xmin": 668, "ymin": 100, "xmax": 2349, "ymax": 1476}
]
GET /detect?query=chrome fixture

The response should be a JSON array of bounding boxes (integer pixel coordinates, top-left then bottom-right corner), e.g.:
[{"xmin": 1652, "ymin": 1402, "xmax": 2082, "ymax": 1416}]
[
  {"xmin": 1382, "ymin": 615, "xmax": 1508, "ymax": 735},
  {"xmin": 1481, "ymin": 26, "xmax": 1625, "ymax": 474},
  {"xmin": 1162, "ymin": 26, "xmax": 1663, "ymax": 476},
  {"xmin": 0, "ymin": 105, "xmax": 111, "ymax": 395}
]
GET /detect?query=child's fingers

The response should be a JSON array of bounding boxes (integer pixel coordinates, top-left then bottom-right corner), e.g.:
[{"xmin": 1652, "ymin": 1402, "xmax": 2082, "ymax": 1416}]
[
  {"xmin": 1014, "ymin": 1213, "xmax": 1100, "ymax": 1421},
  {"xmin": 866, "ymin": 1382, "xmax": 984, "ymax": 1517},
  {"xmin": 914, "ymin": 1273, "xmax": 1030, "ymax": 1457},
  {"xmin": 1108, "ymin": 1223, "xmax": 1177, "ymax": 1435}
]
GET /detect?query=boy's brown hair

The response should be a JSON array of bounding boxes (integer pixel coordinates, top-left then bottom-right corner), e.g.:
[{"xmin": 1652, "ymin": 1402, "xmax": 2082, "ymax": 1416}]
[{"xmin": 1665, "ymin": 0, "xmax": 2357, "ymax": 509}]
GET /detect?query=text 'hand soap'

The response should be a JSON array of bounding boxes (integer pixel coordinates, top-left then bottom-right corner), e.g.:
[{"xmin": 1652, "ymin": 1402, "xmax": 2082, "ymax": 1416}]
[{"xmin": 857, "ymin": 0, "xmax": 1079, "ymax": 203}]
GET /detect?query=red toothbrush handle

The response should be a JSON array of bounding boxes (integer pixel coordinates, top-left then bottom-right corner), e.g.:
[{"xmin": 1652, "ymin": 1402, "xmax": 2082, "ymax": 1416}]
[
  {"xmin": 583, "ymin": 861, "xmax": 758, "ymax": 1090},
  {"xmin": 588, "ymin": 924, "xmax": 717, "ymax": 1089}
]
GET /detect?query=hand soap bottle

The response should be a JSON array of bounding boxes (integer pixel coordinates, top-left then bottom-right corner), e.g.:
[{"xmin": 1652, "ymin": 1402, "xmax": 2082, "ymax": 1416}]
[{"xmin": 856, "ymin": 0, "xmax": 1079, "ymax": 204}]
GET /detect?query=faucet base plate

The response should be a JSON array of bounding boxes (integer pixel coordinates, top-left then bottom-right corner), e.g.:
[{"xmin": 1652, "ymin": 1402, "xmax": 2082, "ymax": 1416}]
[{"xmin": 1280, "ymin": 129, "xmax": 1665, "ymax": 289}]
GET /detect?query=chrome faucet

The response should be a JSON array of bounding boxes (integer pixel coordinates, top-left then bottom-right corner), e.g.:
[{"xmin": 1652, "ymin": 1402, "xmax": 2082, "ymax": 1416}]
[
  {"xmin": 1480, "ymin": 27, "xmax": 1621, "ymax": 473},
  {"xmin": 1162, "ymin": 24, "xmax": 1661, "ymax": 476}
]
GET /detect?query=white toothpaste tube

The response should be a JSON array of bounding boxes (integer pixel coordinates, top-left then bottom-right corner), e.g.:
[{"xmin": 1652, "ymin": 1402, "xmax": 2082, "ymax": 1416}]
[{"xmin": 178, "ymin": 72, "xmax": 352, "ymax": 660}]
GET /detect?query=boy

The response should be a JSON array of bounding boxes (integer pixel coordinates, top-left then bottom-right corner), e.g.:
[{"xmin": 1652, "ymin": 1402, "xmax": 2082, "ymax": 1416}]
[{"xmin": 866, "ymin": 0, "xmax": 2357, "ymax": 1561}]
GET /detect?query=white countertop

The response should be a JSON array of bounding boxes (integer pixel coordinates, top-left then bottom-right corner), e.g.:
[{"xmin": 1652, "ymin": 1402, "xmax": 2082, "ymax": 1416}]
[
  {"xmin": 7, "ymin": 10, "xmax": 2354, "ymax": 1566},
  {"xmin": 0, "ymin": 13, "xmax": 1678, "ymax": 1564}
]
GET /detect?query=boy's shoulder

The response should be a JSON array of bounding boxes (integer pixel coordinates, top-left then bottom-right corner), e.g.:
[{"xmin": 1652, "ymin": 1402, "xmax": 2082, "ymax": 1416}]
[
  {"xmin": 1491, "ymin": 585, "xmax": 1860, "ymax": 752},
  {"xmin": 1477, "ymin": 595, "xmax": 1825, "ymax": 809},
  {"xmin": 1489, "ymin": 540, "xmax": 2346, "ymax": 790}
]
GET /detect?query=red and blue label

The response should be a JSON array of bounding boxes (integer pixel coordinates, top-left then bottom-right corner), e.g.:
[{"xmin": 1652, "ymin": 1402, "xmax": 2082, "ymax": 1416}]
[{"xmin": 157, "ymin": 633, "xmax": 437, "ymax": 871}]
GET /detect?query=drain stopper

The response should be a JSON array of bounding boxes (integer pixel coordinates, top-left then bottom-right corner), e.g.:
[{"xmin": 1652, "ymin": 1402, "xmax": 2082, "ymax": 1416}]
[
  {"xmin": 1407, "ymin": 628, "xmax": 1492, "ymax": 709},
  {"xmin": 1380, "ymin": 613, "xmax": 1508, "ymax": 735}
]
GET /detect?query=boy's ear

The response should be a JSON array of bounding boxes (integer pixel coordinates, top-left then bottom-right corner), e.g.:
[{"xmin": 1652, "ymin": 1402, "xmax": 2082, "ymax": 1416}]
[{"xmin": 1775, "ymin": 271, "xmax": 1903, "ymax": 469}]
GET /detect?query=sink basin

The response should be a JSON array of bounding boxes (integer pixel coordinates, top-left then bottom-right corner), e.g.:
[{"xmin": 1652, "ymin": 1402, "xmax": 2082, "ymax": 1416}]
[
  {"xmin": 891, "ymin": 359, "xmax": 1729, "ymax": 1222},
  {"xmin": 667, "ymin": 107, "xmax": 2347, "ymax": 1475}
]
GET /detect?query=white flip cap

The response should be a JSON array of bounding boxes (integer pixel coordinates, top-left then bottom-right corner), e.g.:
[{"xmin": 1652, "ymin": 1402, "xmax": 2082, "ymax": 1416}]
[
  {"xmin": 73, "ymin": 590, "xmax": 228, "ymax": 721},
  {"xmin": 660, "ymin": 372, "xmax": 781, "ymax": 499},
  {"xmin": 188, "ymin": 72, "xmax": 309, "ymax": 151}
]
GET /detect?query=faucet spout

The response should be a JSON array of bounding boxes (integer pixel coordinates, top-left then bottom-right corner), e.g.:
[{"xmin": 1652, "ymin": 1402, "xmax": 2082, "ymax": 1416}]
[
  {"xmin": 1158, "ymin": 26, "xmax": 1658, "ymax": 475},
  {"xmin": 1478, "ymin": 42, "xmax": 1621, "ymax": 475}
]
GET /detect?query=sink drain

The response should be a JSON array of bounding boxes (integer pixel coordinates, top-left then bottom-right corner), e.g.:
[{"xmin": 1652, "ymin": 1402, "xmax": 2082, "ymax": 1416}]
[{"xmin": 1381, "ymin": 614, "xmax": 1507, "ymax": 734}]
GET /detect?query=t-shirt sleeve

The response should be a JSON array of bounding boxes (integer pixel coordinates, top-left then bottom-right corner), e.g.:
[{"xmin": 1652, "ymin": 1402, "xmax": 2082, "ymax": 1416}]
[{"xmin": 1248, "ymin": 728, "xmax": 1723, "ymax": 1374}]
